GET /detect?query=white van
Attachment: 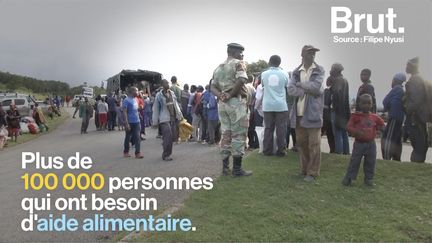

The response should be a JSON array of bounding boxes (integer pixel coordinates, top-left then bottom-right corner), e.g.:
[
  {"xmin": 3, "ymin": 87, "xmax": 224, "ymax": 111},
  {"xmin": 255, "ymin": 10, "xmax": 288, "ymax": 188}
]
[{"xmin": 0, "ymin": 93, "xmax": 37, "ymax": 115}]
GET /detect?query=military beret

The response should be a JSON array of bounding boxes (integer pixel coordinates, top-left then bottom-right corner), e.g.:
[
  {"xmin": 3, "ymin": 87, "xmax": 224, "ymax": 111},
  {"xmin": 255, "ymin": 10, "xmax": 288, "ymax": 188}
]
[{"xmin": 227, "ymin": 43, "xmax": 245, "ymax": 51}]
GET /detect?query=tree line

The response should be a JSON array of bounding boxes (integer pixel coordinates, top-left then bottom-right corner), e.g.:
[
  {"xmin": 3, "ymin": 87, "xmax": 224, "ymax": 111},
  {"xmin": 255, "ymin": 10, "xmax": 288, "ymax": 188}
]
[
  {"xmin": 0, "ymin": 71, "xmax": 104, "ymax": 96},
  {"xmin": 0, "ymin": 61, "xmax": 269, "ymax": 97}
]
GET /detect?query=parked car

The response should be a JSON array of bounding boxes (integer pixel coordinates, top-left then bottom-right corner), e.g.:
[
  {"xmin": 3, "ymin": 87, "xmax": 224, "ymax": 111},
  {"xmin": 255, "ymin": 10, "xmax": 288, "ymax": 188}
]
[{"xmin": 0, "ymin": 93, "xmax": 37, "ymax": 115}]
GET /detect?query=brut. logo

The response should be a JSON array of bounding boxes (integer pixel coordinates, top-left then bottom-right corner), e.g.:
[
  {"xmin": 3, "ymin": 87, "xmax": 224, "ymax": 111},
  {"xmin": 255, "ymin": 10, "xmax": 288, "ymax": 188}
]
[{"xmin": 331, "ymin": 7, "xmax": 405, "ymax": 34}]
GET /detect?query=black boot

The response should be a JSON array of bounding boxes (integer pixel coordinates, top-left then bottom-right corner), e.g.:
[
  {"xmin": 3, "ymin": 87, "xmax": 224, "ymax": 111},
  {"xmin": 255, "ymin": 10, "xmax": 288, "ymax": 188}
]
[
  {"xmin": 232, "ymin": 156, "xmax": 252, "ymax": 177},
  {"xmin": 222, "ymin": 157, "xmax": 231, "ymax": 176}
]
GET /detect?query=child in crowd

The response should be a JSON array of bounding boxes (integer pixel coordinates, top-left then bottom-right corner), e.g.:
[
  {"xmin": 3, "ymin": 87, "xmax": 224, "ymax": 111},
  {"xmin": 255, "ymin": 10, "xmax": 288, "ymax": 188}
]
[
  {"xmin": 97, "ymin": 98, "xmax": 109, "ymax": 131},
  {"xmin": 143, "ymin": 94, "xmax": 153, "ymax": 127},
  {"xmin": 116, "ymin": 100, "xmax": 125, "ymax": 131},
  {"xmin": 342, "ymin": 94, "xmax": 385, "ymax": 187}
]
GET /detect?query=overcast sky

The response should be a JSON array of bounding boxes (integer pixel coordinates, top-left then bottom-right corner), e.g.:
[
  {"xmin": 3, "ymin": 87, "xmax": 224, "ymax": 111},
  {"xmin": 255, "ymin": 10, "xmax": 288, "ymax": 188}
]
[{"xmin": 0, "ymin": 0, "xmax": 431, "ymax": 105}]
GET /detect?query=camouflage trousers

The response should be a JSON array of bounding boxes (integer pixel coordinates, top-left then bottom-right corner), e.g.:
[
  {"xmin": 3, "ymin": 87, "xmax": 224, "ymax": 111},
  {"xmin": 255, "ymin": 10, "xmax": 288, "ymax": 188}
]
[{"xmin": 218, "ymin": 97, "xmax": 249, "ymax": 160}]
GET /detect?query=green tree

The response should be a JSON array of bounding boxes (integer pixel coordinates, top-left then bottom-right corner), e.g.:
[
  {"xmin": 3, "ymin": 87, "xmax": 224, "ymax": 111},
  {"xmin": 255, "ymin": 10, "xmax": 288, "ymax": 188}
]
[
  {"xmin": 69, "ymin": 85, "xmax": 84, "ymax": 96},
  {"xmin": 0, "ymin": 71, "xmax": 70, "ymax": 96},
  {"xmin": 247, "ymin": 60, "xmax": 268, "ymax": 78},
  {"xmin": 93, "ymin": 86, "xmax": 106, "ymax": 96}
]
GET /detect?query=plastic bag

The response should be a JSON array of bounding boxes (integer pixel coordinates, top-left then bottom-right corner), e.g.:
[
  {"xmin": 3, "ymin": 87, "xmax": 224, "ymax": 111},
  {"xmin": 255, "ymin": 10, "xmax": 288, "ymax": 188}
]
[
  {"xmin": 20, "ymin": 122, "xmax": 29, "ymax": 133},
  {"xmin": 21, "ymin": 116, "xmax": 35, "ymax": 124},
  {"xmin": 28, "ymin": 123, "xmax": 39, "ymax": 134},
  {"xmin": 256, "ymin": 126, "xmax": 277, "ymax": 154},
  {"xmin": 179, "ymin": 119, "xmax": 193, "ymax": 142}
]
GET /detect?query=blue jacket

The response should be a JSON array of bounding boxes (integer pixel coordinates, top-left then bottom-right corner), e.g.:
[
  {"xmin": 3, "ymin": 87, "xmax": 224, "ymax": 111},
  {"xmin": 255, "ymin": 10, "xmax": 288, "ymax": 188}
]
[
  {"xmin": 144, "ymin": 98, "xmax": 152, "ymax": 113},
  {"xmin": 383, "ymin": 84, "xmax": 405, "ymax": 121},
  {"xmin": 201, "ymin": 90, "xmax": 211, "ymax": 117},
  {"xmin": 207, "ymin": 94, "xmax": 219, "ymax": 121},
  {"xmin": 107, "ymin": 96, "xmax": 117, "ymax": 112}
]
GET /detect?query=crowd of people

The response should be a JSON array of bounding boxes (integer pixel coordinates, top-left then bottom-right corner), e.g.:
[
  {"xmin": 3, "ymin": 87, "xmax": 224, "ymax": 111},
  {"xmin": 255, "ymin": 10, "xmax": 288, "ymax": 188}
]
[
  {"xmin": 146, "ymin": 43, "xmax": 429, "ymax": 185},
  {"xmin": 3, "ymin": 43, "xmax": 430, "ymax": 187},
  {"xmin": 247, "ymin": 45, "xmax": 430, "ymax": 185},
  {"xmin": 67, "ymin": 43, "xmax": 431, "ymax": 186},
  {"xmin": 72, "ymin": 77, "xmax": 222, "ymax": 161},
  {"xmin": 0, "ymin": 97, "xmax": 61, "ymax": 148}
]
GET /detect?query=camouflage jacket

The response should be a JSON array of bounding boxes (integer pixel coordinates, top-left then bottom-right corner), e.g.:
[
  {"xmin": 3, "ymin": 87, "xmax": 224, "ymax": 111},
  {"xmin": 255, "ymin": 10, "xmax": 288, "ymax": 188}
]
[{"xmin": 212, "ymin": 57, "xmax": 248, "ymax": 98}]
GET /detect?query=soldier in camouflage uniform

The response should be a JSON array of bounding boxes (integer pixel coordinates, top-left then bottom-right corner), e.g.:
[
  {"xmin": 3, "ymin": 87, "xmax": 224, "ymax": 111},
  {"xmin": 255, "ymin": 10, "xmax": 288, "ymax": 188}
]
[{"xmin": 211, "ymin": 43, "xmax": 252, "ymax": 177}]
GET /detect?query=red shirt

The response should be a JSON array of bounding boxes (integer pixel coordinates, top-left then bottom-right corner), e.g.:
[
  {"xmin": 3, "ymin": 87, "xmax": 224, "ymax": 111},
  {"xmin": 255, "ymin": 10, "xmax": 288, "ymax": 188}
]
[
  {"xmin": 136, "ymin": 97, "xmax": 144, "ymax": 110},
  {"xmin": 347, "ymin": 112, "xmax": 385, "ymax": 142}
]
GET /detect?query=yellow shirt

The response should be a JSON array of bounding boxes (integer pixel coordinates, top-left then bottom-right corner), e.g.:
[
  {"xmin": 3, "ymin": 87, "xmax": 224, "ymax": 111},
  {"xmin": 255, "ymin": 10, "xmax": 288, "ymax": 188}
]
[{"xmin": 296, "ymin": 63, "xmax": 316, "ymax": 116}]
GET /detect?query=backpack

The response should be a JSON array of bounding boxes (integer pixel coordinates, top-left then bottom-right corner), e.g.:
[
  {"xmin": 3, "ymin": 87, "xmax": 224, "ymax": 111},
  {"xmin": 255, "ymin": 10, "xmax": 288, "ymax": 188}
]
[{"xmin": 193, "ymin": 92, "xmax": 203, "ymax": 115}]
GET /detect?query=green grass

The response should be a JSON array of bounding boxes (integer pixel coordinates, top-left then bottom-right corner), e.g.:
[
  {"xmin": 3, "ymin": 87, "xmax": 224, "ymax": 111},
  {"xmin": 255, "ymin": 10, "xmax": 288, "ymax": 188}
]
[
  {"xmin": 134, "ymin": 152, "xmax": 432, "ymax": 242},
  {"xmin": 4, "ymin": 109, "xmax": 69, "ymax": 148},
  {"xmin": 110, "ymin": 207, "xmax": 167, "ymax": 243}
]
